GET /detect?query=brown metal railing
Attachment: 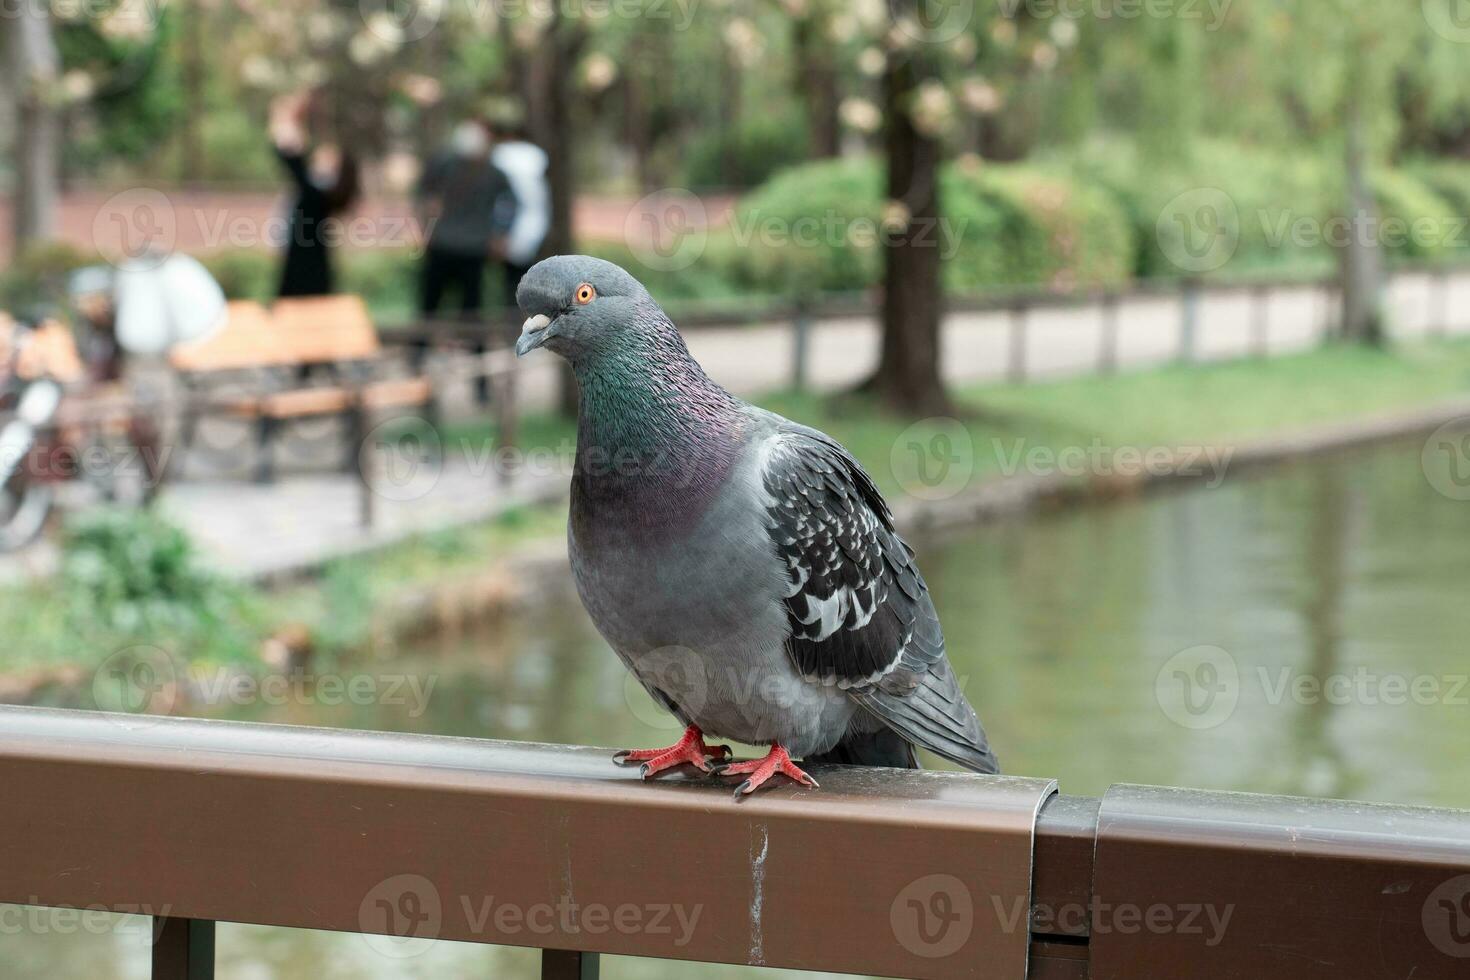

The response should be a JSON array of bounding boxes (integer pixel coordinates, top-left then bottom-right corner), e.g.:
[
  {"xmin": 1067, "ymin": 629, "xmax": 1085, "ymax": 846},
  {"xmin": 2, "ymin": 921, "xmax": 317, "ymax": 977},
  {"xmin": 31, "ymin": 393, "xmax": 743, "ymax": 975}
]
[{"xmin": 1, "ymin": 705, "xmax": 1469, "ymax": 979}]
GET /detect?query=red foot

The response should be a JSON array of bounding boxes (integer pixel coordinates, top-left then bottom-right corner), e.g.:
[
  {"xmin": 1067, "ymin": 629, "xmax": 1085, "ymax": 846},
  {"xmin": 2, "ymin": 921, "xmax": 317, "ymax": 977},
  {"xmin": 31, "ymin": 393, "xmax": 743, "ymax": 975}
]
[
  {"xmin": 613, "ymin": 726, "xmax": 732, "ymax": 778},
  {"xmin": 715, "ymin": 744, "xmax": 819, "ymax": 799}
]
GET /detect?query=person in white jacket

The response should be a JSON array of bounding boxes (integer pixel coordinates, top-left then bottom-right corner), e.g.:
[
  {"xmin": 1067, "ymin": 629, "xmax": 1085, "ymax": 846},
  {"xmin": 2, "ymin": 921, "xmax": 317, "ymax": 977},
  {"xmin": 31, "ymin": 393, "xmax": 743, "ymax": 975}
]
[{"xmin": 490, "ymin": 124, "xmax": 551, "ymax": 303}]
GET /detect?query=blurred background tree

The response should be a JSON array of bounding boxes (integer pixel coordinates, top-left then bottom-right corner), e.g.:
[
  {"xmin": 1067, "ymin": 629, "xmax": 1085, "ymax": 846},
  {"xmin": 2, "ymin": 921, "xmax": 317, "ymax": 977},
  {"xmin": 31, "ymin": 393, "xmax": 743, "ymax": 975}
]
[{"xmin": 8, "ymin": 0, "xmax": 1470, "ymax": 408}]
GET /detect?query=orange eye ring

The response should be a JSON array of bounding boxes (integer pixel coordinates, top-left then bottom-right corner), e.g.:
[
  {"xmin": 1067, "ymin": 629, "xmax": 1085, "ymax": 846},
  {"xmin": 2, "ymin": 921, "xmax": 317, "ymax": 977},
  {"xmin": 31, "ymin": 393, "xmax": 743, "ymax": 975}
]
[{"xmin": 574, "ymin": 283, "xmax": 596, "ymax": 305}]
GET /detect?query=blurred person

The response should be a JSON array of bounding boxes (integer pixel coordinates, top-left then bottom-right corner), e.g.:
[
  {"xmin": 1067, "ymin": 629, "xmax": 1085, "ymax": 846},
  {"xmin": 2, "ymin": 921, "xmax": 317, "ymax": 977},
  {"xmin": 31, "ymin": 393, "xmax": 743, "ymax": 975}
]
[
  {"xmin": 270, "ymin": 91, "xmax": 361, "ymax": 299},
  {"xmin": 415, "ymin": 119, "xmax": 518, "ymax": 401},
  {"xmin": 415, "ymin": 119, "xmax": 517, "ymax": 319},
  {"xmin": 490, "ymin": 120, "xmax": 551, "ymax": 301}
]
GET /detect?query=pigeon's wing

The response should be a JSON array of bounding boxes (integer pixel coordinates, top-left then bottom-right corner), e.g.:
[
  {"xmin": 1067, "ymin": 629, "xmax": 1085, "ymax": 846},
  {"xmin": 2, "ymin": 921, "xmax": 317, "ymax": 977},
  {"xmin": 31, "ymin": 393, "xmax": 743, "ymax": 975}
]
[{"xmin": 758, "ymin": 424, "xmax": 999, "ymax": 774}]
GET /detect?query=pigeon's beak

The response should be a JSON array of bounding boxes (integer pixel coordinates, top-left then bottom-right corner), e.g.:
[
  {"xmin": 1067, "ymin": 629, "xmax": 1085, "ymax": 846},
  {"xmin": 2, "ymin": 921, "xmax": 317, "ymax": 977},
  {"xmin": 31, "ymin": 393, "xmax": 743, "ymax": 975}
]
[{"xmin": 515, "ymin": 313, "xmax": 552, "ymax": 357}]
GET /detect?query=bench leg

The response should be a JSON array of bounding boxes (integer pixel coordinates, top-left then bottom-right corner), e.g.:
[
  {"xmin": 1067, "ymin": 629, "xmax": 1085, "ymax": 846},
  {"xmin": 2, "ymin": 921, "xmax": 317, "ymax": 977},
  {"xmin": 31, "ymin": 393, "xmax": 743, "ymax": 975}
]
[
  {"xmin": 343, "ymin": 404, "xmax": 367, "ymax": 473},
  {"xmin": 253, "ymin": 417, "xmax": 277, "ymax": 484}
]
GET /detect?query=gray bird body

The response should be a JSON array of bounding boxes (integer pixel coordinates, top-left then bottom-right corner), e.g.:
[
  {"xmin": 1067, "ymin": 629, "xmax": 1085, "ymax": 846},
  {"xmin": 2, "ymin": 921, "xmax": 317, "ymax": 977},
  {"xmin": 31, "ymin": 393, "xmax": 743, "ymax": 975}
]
[{"xmin": 517, "ymin": 255, "xmax": 998, "ymax": 773}]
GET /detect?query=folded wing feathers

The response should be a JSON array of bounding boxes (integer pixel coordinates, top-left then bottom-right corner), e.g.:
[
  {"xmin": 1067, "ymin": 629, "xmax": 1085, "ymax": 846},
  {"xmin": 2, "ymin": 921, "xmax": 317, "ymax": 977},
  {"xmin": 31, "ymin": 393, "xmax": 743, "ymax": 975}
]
[{"xmin": 760, "ymin": 426, "xmax": 998, "ymax": 773}]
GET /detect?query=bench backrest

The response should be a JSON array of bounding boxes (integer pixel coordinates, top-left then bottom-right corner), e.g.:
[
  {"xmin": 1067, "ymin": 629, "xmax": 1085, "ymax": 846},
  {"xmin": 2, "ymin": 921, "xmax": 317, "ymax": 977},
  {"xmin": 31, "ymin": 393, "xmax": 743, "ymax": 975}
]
[{"xmin": 169, "ymin": 296, "xmax": 380, "ymax": 374}]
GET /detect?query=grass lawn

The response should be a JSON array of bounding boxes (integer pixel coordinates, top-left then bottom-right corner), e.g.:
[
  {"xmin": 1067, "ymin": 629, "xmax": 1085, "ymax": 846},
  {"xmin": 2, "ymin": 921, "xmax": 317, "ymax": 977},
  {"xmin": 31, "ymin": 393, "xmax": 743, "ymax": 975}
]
[
  {"xmin": 5, "ymin": 338, "xmax": 1470, "ymax": 681},
  {"xmin": 448, "ymin": 338, "xmax": 1470, "ymax": 497}
]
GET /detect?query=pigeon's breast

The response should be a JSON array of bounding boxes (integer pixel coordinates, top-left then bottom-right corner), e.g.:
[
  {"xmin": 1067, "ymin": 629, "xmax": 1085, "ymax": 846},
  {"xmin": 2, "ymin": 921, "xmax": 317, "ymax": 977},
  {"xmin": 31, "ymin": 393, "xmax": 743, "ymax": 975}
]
[{"xmin": 567, "ymin": 433, "xmax": 858, "ymax": 753}]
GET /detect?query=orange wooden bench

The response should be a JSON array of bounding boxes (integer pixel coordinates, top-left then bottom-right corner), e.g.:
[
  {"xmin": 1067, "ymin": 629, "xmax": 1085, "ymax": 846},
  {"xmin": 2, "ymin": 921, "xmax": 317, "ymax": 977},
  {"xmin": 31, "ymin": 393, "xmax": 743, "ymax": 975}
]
[{"xmin": 169, "ymin": 296, "xmax": 436, "ymax": 482}]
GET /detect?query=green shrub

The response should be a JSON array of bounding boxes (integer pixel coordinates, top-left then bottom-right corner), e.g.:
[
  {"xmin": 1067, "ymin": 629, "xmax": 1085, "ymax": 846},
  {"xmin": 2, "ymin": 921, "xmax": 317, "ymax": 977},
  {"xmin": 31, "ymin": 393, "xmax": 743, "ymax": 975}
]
[
  {"xmin": 59, "ymin": 507, "xmax": 256, "ymax": 661},
  {"xmin": 1063, "ymin": 138, "xmax": 1337, "ymax": 279},
  {"xmin": 721, "ymin": 156, "xmax": 887, "ymax": 294},
  {"xmin": 720, "ymin": 155, "xmax": 1135, "ymax": 296},
  {"xmin": 1372, "ymin": 169, "xmax": 1460, "ymax": 261},
  {"xmin": 0, "ymin": 242, "xmax": 95, "ymax": 313},
  {"xmin": 683, "ymin": 108, "xmax": 812, "ymax": 189},
  {"xmin": 947, "ymin": 161, "xmax": 1135, "ymax": 290},
  {"xmin": 200, "ymin": 248, "xmax": 275, "ymax": 303},
  {"xmin": 1408, "ymin": 160, "xmax": 1470, "ymax": 217}
]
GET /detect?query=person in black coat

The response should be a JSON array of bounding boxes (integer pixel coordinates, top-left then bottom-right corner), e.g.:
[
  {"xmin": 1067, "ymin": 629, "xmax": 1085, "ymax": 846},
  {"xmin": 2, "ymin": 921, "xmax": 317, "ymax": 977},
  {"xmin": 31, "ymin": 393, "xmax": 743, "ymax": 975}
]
[{"xmin": 270, "ymin": 92, "xmax": 360, "ymax": 298}]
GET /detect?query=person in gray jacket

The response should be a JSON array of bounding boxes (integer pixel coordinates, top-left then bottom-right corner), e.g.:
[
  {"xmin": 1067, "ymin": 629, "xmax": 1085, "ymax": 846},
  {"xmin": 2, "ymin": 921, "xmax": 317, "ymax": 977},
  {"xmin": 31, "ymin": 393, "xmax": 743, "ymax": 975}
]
[{"xmin": 416, "ymin": 120, "xmax": 517, "ymax": 321}]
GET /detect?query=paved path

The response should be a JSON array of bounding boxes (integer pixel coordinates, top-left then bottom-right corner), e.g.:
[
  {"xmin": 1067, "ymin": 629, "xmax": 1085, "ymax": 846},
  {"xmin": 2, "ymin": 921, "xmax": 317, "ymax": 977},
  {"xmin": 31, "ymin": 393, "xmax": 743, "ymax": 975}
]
[{"xmin": 4, "ymin": 267, "xmax": 1469, "ymax": 582}]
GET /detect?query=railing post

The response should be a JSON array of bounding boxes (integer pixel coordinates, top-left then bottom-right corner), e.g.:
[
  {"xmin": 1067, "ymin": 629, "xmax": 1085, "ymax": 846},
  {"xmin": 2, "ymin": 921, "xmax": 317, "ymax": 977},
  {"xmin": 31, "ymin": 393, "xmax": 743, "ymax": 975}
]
[
  {"xmin": 1098, "ymin": 291, "xmax": 1120, "ymax": 374},
  {"xmin": 1434, "ymin": 266, "xmax": 1451, "ymax": 337},
  {"xmin": 542, "ymin": 948, "xmax": 599, "ymax": 980},
  {"xmin": 1008, "ymin": 299, "xmax": 1028, "ymax": 383},
  {"xmin": 1251, "ymin": 283, "xmax": 1270, "ymax": 357},
  {"xmin": 790, "ymin": 297, "xmax": 811, "ymax": 392},
  {"xmin": 152, "ymin": 916, "xmax": 215, "ymax": 980},
  {"xmin": 1178, "ymin": 277, "xmax": 1200, "ymax": 363}
]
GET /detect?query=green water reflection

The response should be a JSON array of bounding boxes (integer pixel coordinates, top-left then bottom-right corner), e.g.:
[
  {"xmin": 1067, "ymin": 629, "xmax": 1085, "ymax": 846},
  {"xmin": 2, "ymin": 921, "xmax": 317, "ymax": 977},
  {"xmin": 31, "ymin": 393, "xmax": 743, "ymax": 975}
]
[{"xmin": 6, "ymin": 438, "xmax": 1470, "ymax": 978}]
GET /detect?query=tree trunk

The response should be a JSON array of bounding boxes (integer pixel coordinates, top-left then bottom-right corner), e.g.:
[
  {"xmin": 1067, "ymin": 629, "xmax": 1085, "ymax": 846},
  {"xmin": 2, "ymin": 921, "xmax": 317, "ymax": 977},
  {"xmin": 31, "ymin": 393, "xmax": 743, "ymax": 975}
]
[
  {"xmin": 7, "ymin": 5, "xmax": 62, "ymax": 249},
  {"xmin": 865, "ymin": 43, "xmax": 950, "ymax": 415},
  {"xmin": 1339, "ymin": 90, "xmax": 1385, "ymax": 346},
  {"xmin": 793, "ymin": 16, "xmax": 840, "ymax": 159},
  {"xmin": 180, "ymin": 0, "xmax": 207, "ymax": 181},
  {"xmin": 525, "ymin": 10, "xmax": 586, "ymax": 416}
]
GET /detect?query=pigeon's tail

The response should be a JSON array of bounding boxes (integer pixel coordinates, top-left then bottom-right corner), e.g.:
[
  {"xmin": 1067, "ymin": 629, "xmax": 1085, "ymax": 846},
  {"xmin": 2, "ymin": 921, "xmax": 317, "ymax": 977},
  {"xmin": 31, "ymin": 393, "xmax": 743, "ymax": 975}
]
[
  {"xmin": 857, "ymin": 658, "xmax": 1002, "ymax": 775},
  {"xmin": 804, "ymin": 727, "xmax": 919, "ymax": 770}
]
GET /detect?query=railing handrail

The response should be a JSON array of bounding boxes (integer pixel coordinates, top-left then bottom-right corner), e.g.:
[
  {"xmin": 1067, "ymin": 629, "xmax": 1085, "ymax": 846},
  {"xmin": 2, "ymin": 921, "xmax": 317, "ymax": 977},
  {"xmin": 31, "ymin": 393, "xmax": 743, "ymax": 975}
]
[{"xmin": 2, "ymin": 705, "xmax": 1469, "ymax": 979}]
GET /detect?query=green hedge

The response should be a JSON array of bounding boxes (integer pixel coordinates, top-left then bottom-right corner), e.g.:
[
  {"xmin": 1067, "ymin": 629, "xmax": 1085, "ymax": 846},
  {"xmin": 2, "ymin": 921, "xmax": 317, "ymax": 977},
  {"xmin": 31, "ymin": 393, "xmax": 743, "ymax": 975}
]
[{"xmin": 712, "ymin": 155, "xmax": 1136, "ymax": 295}]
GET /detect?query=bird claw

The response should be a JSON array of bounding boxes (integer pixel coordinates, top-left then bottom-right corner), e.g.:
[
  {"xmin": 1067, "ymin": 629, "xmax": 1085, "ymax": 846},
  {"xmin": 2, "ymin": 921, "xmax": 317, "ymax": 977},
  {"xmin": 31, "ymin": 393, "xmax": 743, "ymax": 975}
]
[
  {"xmin": 613, "ymin": 727, "xmax": 729, "ymax": 778},
  {"xmin": 715, "ymin": 744, "xmax": 819, "ymax": 799}
]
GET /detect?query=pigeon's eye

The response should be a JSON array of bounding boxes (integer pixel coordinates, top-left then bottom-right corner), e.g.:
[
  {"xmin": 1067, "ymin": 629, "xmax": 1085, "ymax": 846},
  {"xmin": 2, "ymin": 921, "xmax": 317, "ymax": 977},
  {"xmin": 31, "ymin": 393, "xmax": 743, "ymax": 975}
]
[{"xmin": 574, "ymin": 283, "xmax": 596, "ymax": 305}]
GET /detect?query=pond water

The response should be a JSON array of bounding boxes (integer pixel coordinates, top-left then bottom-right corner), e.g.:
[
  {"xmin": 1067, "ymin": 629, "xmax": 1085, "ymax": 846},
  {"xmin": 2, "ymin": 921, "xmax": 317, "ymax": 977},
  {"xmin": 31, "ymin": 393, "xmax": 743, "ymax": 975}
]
[{"xmin": 7, "ymin": 437, "xmax": 1470, "ymax": 978}]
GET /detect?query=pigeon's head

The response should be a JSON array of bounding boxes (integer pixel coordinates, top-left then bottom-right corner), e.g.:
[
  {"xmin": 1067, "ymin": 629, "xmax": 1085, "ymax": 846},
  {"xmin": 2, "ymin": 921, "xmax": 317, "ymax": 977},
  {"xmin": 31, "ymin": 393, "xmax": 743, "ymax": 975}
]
[{"xmin": 514, "ymin": 255, "xmax": 655, "ymax": 361}]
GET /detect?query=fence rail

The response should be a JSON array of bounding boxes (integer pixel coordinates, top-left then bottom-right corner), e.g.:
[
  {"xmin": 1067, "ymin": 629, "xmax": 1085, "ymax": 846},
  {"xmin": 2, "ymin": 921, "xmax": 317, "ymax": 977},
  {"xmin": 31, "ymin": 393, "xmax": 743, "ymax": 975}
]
[{"xmin": 2, "ymin": 705, "xmax": 1468, "ymax": 979}]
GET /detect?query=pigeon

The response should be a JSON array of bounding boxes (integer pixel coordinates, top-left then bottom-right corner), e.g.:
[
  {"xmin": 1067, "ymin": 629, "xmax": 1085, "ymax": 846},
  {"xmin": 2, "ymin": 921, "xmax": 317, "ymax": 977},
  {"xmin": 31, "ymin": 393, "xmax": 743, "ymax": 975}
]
[{"xmin": 515, "ymin": 255, "xmax": 998, "ymax": 797}]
